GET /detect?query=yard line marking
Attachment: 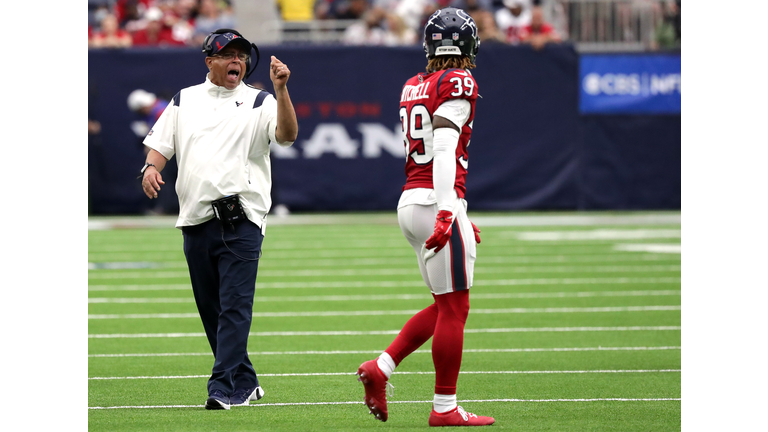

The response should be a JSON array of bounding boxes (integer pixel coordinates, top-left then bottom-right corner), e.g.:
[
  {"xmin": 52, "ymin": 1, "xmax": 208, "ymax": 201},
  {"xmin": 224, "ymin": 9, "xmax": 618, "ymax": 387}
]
[
  {"xmin": 88, "ymin": 326, "xmax": 681, "ymax": 339},
  {"xmin": 87, "ymin": 277, "xmax": 681, "ymax": 291},
  {"xmin": 85, "ymin": 254, "xmax": 680, "ymax": 270},
  {"xmin": 514, "ymin": 229, "xmax": 681, "ymax": 241},
  {"xmin": 89, "ymin": 233, "xmax": 683, "ymax": 249},
  {"xmin": 88, "ymin": 290, "xmax": 681, "ymax": 304},
  {"xmin": 90, "ymin": 298, "xmax": 195, "ymax": 303},
  {"xmin": 615, "ymin": 244, "xmax": 682, "ymax": 254},
  {"xmin": 469, "ymin": 214, "xmax": 680, "ymax": 226},
  {"xmin": 88, "ymin": 246, "xmax": 670, "ymax": 260},
  {"xmin": 88, "ymin": 397, "xmax": 681, "ymax": 409},
  {"xmin": 88, "ymin": 305, "xmax": 681, "ymax": 320},
  {"xmin": 89, "ymin": 284, "xmax": 191, "ymax": 292},
  {"xmin": 89, "ymin": 369, "xmax": 681, "ymax": 380},
  {"xmin": 88, "ymin": 345, "xmax": 681, "ymax": 358},
  {"xmin": 87, "ymin": 265, "xmax": 680, "ymax": 279},
  {"xmin": 88, "ymin": 213, "xmax": 680, "ymax": 231},
  {"xmin": 90, "ymin": 240, "xmax": 651, "ymax": 253}
]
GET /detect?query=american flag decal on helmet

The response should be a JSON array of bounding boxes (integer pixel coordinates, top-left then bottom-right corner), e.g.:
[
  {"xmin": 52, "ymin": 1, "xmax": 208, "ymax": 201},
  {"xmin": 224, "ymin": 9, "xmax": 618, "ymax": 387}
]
[{"xmin": 432, "ymin": 33, "xmax": 442, "ymax": 40}]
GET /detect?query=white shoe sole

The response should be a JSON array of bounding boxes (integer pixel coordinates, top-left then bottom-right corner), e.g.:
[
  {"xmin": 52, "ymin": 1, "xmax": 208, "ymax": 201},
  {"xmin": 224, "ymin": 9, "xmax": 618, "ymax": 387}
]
[{"xmin": 231, "ymin": 386, "xmax": 265, "ymax": 406}]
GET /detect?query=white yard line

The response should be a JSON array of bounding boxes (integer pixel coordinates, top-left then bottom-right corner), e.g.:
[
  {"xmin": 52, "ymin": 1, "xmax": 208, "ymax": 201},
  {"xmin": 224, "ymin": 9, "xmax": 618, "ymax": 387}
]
[
  {"xmin": 86, "ymin": 254, "xmax": 679, "ymax": 270},
  {"xmin": 615, "ymin": 244, "xmax": 682, "ymax": 254},
  {"xmin": 89, "ymin": 369, "xmax": 681, "ymax": 380},
  {"xmin": 88, "ymin": 213, "xmax": 680, "ymax": 231},
  {"xmin": 88, "ymin": 326, "xmax": 681, "ymax": 339},
  {"xmin": 88, "ymin": 397, "xmax": 681, "ymax": 409},
  {"xmin": 514, "ymin": 230, "xmax": 680, "ymax": 241},
  {"xmin": 87, "ymin": 277, "xmax": 681, "ymax": 292},
  {"xmin": 86, "ymin": 245, "xmax": 650, "ymax": 257},
  {"xmin": 87, "ymin": 266, "xmax": 680, "ymax": 280},
  {"xmin": 88, "ymin": 290, "xmax": 681, "ymax": 303},
  {"xmin": 87, "ymin": 241, "xmax": 674, "ymax": 254},
  {"xmin": 88, "ymin": 305, "xmax": 681, "ymax": 320},
  {"xmin": 89, "ymin": 345, "xmax": 681, "ymax": 358}
]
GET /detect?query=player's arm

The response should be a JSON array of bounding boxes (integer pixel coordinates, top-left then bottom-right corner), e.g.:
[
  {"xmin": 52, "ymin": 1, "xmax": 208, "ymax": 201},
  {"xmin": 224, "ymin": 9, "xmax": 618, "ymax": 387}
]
[
  {"xmin": 270, "ymin": 56, "xmax": 298, "ymax": 145},
  {"xmin": 424, "ymin": 98, "xmax": 471, "ymax": 253},
  {"xmin": 432, "ymin": 116, "xmax": 460, "ymax": 213}
]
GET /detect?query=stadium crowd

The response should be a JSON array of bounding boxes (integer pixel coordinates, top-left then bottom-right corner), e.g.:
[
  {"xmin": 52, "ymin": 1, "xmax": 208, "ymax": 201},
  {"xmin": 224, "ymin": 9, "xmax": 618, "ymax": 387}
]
[{"xmin": 88, "ymin": 0, "xmax": 564, "ymax": 50}]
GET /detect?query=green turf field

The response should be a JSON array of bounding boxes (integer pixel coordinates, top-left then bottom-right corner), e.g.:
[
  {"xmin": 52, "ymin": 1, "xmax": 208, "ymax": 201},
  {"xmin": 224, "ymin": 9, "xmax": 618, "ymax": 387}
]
[{"xmin": 88, "ymin": 211, "xmax": 681, "ymax": 431}]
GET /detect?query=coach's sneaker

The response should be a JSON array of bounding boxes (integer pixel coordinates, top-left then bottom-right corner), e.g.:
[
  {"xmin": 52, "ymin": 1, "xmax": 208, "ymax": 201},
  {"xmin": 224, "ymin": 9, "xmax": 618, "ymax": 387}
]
[
  {"xmin": 205, "ymin": 389, "xmax": 230, "ymax": 410},
  {"xmin": 428, "ymin": 406, "xmax": 495, "ymax": 426},
  {"xmin": 230, "ymin": 386, "xmax": 265, "ymax": 406},
  {"xmin": 357, "ymin": 359, "xmax": 393, "ymax": 422}
]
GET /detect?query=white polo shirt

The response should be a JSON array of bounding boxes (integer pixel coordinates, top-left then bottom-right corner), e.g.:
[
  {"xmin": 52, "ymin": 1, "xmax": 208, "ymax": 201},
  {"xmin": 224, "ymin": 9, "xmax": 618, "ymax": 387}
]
[{"xmin": 144, "ymin": 76, "xmax": 294, "ymax": 232}]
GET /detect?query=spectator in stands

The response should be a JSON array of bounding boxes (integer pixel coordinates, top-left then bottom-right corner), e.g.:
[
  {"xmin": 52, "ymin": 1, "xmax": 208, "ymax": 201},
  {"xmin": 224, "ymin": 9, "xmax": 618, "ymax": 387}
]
[
  {"xmin": 131, "ymin": 7, "xmax": 186, "ymax": 46},
  {"xmin": 119, "ymin": 0, "xmax": 146, "ymax": 33},
  {"xmin": 518, "ymin": 5, "xmax": 561, "ymax": 50},
  {"xmin": 384, "ymin": 10, "xmax": 418, "ymax": 45},
  {"xmin": 474, "ymin": 6, "xmax": 507, "ymax": 44},
  {"xmin": 89, "ymin": 13, "xmax": 133, "ymax": 48},
  {"xmin": 314, "ymin": 0, "xmax": 333, "ymax": 20},
  {"xmin": 116, "ymin": 0, "xmax": 152, "ymax": 32},
  {"xmin": 495, "ymin": 0, "xmax": 532, "ymax": 44},
  {"xmin": 89, "ymin": 3, "xmax": 111, "ymax": 29},
  {"xmin": 191, "ymin": 0, "xmax": 236, "ymax": 46},
  {"xmin": 392, "ymin": 0, "xmax": 436, "ymax": 38},
  {"xmin": 317, "ymin": 0, "xmax": 370, "ymax": 20},
  {"xmin": 343, "ymin": 6, "xmax": 417, "ymax": 45},
  {"xmin": 449, "ymin": 0, "xmax": 494, "ymax": 13},
  {"xmin": 342, "ymin": 6, "xmax": 388, "ymax": 44},
  {"xmin": 164, "ymin": 0, "xmax": 198, "ymax": 46},
  {"xmin": 655, "ymin": 0, "xmax": 680, "ymax": 49},
  {"xmin": 276, "ymin": 0, "xmax": 316, "ymax": 21}
]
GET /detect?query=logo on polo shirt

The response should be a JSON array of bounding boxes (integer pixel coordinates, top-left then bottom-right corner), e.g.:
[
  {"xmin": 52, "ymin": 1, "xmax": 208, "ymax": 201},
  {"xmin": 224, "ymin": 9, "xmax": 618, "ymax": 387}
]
[{"xmin": 235, "ymin": 101, "xmax": 243, "ymax": 107}]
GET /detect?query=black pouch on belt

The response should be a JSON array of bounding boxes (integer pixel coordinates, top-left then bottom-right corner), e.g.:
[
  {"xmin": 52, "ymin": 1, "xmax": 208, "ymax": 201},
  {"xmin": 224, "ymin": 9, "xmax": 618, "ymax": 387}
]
[{"xmin": 211, "ymin": 195, "xmax": 246, "ymax": 226}]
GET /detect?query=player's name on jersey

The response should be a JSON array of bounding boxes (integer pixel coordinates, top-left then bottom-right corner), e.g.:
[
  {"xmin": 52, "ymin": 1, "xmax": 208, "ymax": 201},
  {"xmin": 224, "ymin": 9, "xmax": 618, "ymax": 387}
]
[{"xmin": 400, "ymin": 82, "xmax": 431, "ymax": 102}]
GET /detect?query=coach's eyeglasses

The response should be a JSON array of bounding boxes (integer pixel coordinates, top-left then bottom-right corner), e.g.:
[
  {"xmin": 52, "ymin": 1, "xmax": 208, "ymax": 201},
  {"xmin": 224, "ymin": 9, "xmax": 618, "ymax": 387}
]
[{"xmin": 213, "ymin": 52, "xmax": 250, "ymax": 62}]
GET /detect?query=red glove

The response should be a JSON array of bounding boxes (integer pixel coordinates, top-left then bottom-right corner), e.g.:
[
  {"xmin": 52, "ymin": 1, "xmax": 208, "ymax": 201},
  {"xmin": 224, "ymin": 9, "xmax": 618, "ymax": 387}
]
[
  {"xmin": 470, "ymin": 220, "xmax": 481, "ymax": 244},
  {"xmin": 425, "ymin": 210, "xmax": 454, "ymax": 253}
]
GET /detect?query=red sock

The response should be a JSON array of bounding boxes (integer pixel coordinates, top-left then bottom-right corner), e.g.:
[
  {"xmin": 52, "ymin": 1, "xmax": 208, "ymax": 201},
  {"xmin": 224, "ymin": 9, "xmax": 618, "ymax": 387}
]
[
  {"xmin": 432, "ymin": 290, "xmax": 470, "ymax": 395},
  {"xmin": 384, "ymin": 303, "xmax": 438, "ymax": 365}
]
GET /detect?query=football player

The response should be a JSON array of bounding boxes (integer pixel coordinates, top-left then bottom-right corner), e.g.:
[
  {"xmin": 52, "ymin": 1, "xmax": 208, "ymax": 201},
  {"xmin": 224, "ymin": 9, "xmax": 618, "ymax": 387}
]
[{"xmin": 356, "ymin": 7, "xmax": 495, "ymax": 427}]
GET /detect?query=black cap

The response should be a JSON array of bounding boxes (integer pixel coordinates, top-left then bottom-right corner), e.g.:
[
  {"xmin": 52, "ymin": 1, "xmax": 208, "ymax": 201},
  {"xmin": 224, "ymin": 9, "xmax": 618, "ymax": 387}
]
[{"xmin": 205, "ymin": 31, "xmax": 251, "ymax": 56}]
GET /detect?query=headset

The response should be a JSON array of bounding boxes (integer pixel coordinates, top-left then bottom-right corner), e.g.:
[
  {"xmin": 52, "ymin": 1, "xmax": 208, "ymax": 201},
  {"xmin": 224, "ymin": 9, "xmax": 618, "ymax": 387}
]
[{"xmin": 202, "ymin": 28, "xmax": 260, "ymax": 80}]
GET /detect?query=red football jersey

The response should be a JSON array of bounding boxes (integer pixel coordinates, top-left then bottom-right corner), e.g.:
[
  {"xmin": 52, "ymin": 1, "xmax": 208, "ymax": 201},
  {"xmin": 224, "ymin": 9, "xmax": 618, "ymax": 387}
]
[{"xmin": 399, "ymin": 68, "xmax": 478, "ymax": 198}]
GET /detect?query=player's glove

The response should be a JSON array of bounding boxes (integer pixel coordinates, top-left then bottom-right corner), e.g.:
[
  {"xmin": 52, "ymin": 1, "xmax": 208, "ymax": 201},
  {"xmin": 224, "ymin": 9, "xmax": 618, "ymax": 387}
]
[
  {"xmin": 425, "ymin": 210, "xmax": 455, "ymax": 253},
  {"xmin": 470, "ymin": 220, "xmax": 481, "ymax": 244}
]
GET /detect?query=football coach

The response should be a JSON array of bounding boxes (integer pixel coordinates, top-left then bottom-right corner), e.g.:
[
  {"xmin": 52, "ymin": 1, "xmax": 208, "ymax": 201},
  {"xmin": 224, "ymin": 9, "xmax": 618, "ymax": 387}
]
[{"xmin": 139, "ymin": 28, "xmax": 298, "ymax": 410}]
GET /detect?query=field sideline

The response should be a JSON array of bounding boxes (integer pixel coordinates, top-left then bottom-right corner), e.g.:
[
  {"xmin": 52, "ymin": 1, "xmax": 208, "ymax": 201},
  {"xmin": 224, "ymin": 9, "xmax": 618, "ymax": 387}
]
[{"xmin": 88, "ymin": 211, "xmax": 681, "ymax": 431}]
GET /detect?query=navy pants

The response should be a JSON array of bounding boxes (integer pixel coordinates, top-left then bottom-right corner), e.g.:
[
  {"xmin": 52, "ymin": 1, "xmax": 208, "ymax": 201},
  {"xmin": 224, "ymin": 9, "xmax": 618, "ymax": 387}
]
[{"xmin": 182, "ymin": 218, "xmax": 263, "ymax": 395}]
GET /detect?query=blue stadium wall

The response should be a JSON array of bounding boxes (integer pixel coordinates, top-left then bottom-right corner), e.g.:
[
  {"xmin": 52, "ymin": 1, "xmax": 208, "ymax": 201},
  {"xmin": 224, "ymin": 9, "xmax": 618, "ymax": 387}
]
[{"xmin": 88, "ymin": 44, "xmax": 680, "ymax": 214}]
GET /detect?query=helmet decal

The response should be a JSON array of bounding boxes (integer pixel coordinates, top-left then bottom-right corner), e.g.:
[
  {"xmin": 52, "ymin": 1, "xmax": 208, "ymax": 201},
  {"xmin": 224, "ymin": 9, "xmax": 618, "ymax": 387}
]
[{"xmin": 422, "ymin": 7, "xmax": 480, "ymax": 64}]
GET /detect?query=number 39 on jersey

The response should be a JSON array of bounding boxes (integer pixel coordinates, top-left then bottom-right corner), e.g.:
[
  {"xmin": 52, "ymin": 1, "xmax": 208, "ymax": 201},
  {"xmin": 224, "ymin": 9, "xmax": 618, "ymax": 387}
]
[{"xmin": 399, "ymin": 68, "xmax": 479, "ymax": 199}]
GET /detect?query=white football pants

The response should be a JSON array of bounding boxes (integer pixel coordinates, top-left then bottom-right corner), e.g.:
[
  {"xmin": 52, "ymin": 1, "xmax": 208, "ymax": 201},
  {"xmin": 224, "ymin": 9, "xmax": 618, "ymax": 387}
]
[{"xmin": 397, "ymin": 200, "xmax": 477, "ymax": 295}]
